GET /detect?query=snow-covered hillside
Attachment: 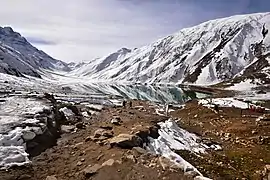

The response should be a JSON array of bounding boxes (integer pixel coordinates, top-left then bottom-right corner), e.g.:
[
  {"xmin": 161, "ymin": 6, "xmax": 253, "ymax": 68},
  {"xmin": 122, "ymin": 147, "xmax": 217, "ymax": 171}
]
[
  {"xmin": 0, "ymin": 27, "xmax": 70, "ymax": 78},
  {"xmin": 70, "ymin": 13, "xmax": 270, "ymax": 85}
]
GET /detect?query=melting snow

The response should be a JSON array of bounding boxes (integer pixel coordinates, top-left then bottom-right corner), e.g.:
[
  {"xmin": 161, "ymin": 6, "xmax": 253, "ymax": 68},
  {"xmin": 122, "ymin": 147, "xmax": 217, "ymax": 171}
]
[
  {"xmin": 0, "ymin": 97, "xmax": 51, "ymax": 169},
  {"xmin": 147, "ymin": 119, "xmax": 219, "ymax": 179},
  {"xmin": 225, "ymin": 79, "xmax": 257, "ymax": 91},
  {"xmin": 199, "ymin": 98, "xmax": 249, "ymax": 109}
]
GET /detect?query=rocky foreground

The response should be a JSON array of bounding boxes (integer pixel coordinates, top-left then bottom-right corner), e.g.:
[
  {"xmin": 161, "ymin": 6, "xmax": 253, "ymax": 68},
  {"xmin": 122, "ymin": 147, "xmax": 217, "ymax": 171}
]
[{"xmin": 0, "ymin": 93, "xmax": 270, "ymax": 180}]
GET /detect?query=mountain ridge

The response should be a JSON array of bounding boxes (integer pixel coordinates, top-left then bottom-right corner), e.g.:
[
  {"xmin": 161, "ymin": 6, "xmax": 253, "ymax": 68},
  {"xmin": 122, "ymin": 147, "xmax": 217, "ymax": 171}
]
[
  {"xmin": 0, "ymin": 12, "xmax": 270, "ymax": 86},
  {"xmin": 69, "ymin": 12, "xmax": 270, "ymax": 85},
  {"xmin": 0, "ymin": 26, "xmax": 70, "ymax": 78}
]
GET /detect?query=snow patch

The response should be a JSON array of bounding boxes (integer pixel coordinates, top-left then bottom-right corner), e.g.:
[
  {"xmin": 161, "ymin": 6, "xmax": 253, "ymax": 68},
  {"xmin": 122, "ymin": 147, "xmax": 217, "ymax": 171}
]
[
  {"xmin": 226, "ymin": 79, "xmax": 257, "ymax": 91},
  {"xmin": 199, "ymin": 98, "xmax": 249, "ymax": 109},
  {"xmin": 147, "ymin": 119, "xmax": 218, "ymax": 179}
]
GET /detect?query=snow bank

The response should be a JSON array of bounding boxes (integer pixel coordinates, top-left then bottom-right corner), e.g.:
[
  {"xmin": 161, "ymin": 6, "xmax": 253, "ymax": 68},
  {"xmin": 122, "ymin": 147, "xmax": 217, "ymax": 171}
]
[
  {"xmin": 225, "ymin": 79, "xmax": 257, "ymax": 91},
  {"xmin": 199, "ymin": 98, "xmax": 249, "ymax": 109},
  {"xmin": 147, "ymin": 119, "xmax": 219, "ymax": 179},
  {"xmin": 0, "ymin": 97, "xmax": 51, "ymax": 169}
]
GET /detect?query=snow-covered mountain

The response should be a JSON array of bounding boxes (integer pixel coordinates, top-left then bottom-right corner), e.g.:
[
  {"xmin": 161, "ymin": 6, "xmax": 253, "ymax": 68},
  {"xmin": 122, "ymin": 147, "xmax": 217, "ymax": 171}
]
[
  {"xmin": 70, "ymin": 12, "xmax": 270, "ymax": 85},
  {"xmin": 1, "ymin": 13, "xmax": 270, "ymax": 85},
  {"xmin": 0, "ymin": 27, "xmax": 70, "ymax": 78}
]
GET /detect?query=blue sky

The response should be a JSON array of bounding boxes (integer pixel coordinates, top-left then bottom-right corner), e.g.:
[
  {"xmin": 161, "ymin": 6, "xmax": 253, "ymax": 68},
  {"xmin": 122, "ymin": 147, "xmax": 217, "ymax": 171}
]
[{"xmin": 0, "ymin": 0, "xmax": 270, "ymax": 62}]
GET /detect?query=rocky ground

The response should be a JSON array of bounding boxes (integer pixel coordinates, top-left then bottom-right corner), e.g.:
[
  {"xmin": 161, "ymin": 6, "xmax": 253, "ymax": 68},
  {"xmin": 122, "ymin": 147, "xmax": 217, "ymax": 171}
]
[{"xmin": 0, "ymin": 93, "xmax": 270, "ymax": 180}]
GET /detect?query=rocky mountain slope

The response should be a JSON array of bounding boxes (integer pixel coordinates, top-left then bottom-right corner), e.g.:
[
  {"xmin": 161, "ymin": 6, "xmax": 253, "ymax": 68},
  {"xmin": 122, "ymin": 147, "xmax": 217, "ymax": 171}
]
[
  {"xmin": 0, "ymin": 27, "xmax": 70, "ymax": 78},
  {"xmin": 70, "ymin": 13, "xmax": 270, "ymax": 85}
]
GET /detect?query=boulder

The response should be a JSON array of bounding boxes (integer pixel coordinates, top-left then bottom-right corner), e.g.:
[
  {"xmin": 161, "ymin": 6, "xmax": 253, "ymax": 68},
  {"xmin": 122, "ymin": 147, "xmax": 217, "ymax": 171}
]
[
  {"xmin": 82, "ymin": 164, "xmax": 101, "ymax": 178},
  {"xmin": 132, "ymin": 147, "xmax": 148, "ymax": 155},
  {"xmin": 109, "ymin": 134, "xmax": 142, "ymax": 148},
  {"xmin": 22, "ymin": 131, "xmax": 36, "ymax": 141},
  {"xmin": 101, "ymin": 159, "xmax": 115, "ymax": 167},
  {"xmin": 60, "ymin": 125, "xmax": 75, "ymax": 133}
]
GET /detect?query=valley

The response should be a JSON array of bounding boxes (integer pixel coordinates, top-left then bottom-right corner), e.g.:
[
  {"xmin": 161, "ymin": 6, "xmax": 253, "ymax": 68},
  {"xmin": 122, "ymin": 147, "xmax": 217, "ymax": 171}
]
[{"xmin": 0, "ymin": 12, "xmax": 270, "ymax": 180}]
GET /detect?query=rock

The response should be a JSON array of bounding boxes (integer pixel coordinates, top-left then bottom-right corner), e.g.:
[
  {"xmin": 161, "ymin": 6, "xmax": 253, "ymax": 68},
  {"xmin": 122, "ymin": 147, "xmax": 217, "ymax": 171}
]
[
  {"xmin": 46, "ymin": 176, "xmax": 57, "ymax": 180},
  {"xmin": 75, "ymin": 122, "xmax": 85, "ymax": 129},
  {"xmin": 82, "ymin": 164, "xmax": 101, "ymax": 177},
  {"xmin": 149, "ymin": 162, "xmax": 156, "ymax": 168},
  {"xmin": 99, "ymin": 124, "xmax": 113, "ymax": 130},
  {"xmin": 126, "ymin": 155, "xmax": 137, "ymax": 163},
  {"xmin": 82, "ymin": 111, "xmax": 90, "ymax": 117},
  {"xmin": 242, "ymin": 120, "xmax": 247, "ymax": 124},
  {"xmin": 264, "ymin": 164, "xmax": 270, "ymax": 180},
  {"xmin": 60, "ymin": 125, "xmax": 75, "ymax": 133},
  {"xmin": 111, "ymin": 118, "xmax": 121, "ymax": 125},
  {"xmin": 96, "ymin": 154, "xmax": 104, "ymax": 161},
  {"xmin": 224, "ymin": 133, "xmax": 231, "ymax": 138},
  {"xmin": 149, "ymin": 125, "xmax": 160, "ymax": 138},
  {"xmin": 184, "ymin": 170, "xmax": 200, "ymax": 178},
  {"xmin": 132, "ymin": 147, "xmax": 148, "ymax": 155},
  {"xmin": 22, "ymin": 131, "xmax": 36, "ymax": 141},
  {"xmin": 85, "ymin": 136, "xmax": 91, "ymax": 142},
  {"xmin": 194, "ymin": 177, "xmax": 212, "ymax": 180},
  {"xmin": 159, "ymin": 156, "xmax": 175, "ymax": 170},
  {"xmin": 94, "ymin": 128, "xmax": 113, "ymax": 138},
  {"xmin": 18, "ymin": 175, "xmax": 32, "ymax": 180},
  {"xmin": 252, "ymin": 130, "xmax": 258, "ymax": 135},
  {"xmin": 113, "ymin": 116, "xmax": 121, "ymax": 120},
  {"xmin": 109, "ymin": 134, "xmax": 142, "ymax": 148},
  {"xmin": 102, "ymin": 159, "xmax": 115, "ymax": 166},
  {"xmin": 77, "ymin": 161, "xmax": 83, "ymax": 166}
]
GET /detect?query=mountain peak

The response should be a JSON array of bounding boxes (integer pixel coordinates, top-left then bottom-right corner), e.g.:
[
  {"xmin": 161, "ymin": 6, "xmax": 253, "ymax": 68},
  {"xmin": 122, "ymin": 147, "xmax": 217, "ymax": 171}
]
[{"xmin": 117, "ymin": 47, "xmax": 131, "ymax": 54}]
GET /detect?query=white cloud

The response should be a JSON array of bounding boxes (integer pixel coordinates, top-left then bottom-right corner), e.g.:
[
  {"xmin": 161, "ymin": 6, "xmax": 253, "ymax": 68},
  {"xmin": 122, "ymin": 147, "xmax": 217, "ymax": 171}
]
[{"xmin": 0, "ymin": 0, "xmax": 252, "ymax": 62}]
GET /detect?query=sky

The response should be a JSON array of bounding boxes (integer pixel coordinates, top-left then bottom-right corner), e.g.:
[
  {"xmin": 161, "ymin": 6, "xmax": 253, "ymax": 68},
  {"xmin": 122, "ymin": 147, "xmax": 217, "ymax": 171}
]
[{"xmin": 0, "ymin": 0, "xmax": 270, "ymax": 62}]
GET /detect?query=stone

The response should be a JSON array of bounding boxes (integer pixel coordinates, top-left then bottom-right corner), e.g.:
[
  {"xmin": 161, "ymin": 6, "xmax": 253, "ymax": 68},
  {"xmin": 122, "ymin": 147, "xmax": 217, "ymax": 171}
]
[
  {"xmin": 111, "ymin": 118, "xmax": 120, "ymax": 125},
  {"xmin": 184, "ymin": 170, "xmax": 200, "ymax": 178},
  {"xmin": 109, "ymin": 134, "xmax": 142, "ymax": 148},
  {"xmin": 159, "ymin": 156, "xmax": 176, "ymax": 170},
  {"xmin": 102, "ymin": 159, "xmax": 115, "ymax": 166},
  {"xmin": 126, "ymin": 155, "xmax": 137, "ymax": 163},
  {"xmin": 96, "ymin": 154, "xmax": 104, "ymax": 161},
  {"xmin": 132, "ymin": 147, "xmax": 148, "ymax": 155},
  {"xmin": 77, "ymin": 161, "xmax": 83, "ymax": 166},
  {"xmin": 75, "ymin": 122, "xmax": 85, "ymax": 129},
  {"xmin": 46, "ymin": 176, "xmax": 57, "ymax": 180},
  {"xmin": 99, "ymin": 124, "xmax": 113, "ymax": 130},
  {"xmin": 22, "ymin": 131, "xmax": 36, "ymax": 141},
  {"xmin": 224, "ymin": 133, "xmax": 231, "ymax": 138},
  {"xmin": 82, "ymin": 164, "xmax": 101, "ymax": 177},
  {"xmin": 149, "ymin": 162, "xmax": 156, "ymax": 168},
  {"xmin": 194, "ymin": 177, "xmax": 212, "ymax": 180},
  {"xmin": 94, "ymin": 128, "xmax": 113, "ymax": 138},
  {"xmin": 252, "ymin": 130, "xmax": 258, "ymax": 135},
  {"xmin": 85, "ymin": 136, "xmax": 91, "ymax": 142},
  {"xmin": 60, "ymin": 125, "xmax": 75, "ymax": 133},
  {"xmin": 18, "ymin": 175, "xmax": 32, "ymax": 180}
]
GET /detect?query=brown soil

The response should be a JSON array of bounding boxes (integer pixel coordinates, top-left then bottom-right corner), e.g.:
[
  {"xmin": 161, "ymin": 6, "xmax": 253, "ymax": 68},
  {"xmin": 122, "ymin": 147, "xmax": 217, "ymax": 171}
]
[{"xmin": 171, "ymin": 100, "xmax": 270, "ymax": 180}]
